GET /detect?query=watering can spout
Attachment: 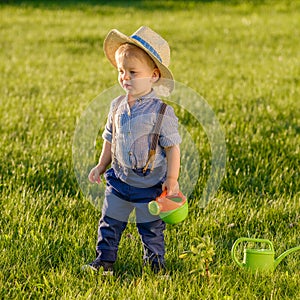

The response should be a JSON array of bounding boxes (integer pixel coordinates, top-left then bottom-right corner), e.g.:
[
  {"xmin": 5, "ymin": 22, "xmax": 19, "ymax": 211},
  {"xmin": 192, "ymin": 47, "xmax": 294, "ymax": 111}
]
[{"xmin": 274, "ymin": 245, "xmax": 300, "ymax": 269}]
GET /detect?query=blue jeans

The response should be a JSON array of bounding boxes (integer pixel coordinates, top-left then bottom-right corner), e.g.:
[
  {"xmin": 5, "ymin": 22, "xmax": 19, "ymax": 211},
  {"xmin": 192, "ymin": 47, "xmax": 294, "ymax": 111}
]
[{"xmin": 96, "ymin": 168, "xmax": 166, "ymax": 267}]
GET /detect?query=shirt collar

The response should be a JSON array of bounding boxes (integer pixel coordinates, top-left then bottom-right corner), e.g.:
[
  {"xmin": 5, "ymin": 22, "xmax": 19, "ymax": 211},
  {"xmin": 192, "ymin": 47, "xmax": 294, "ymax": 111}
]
[
  {"xmin": 125, "ymin": 89, "xmax": 157, "ymax": 104},
  {"xmin": 124, "ymin": 90, "xmax": 157, "ymax": 115},
  {"xmin": 140, "ymin": 89, "xmax": 156, "ymax": 101}
]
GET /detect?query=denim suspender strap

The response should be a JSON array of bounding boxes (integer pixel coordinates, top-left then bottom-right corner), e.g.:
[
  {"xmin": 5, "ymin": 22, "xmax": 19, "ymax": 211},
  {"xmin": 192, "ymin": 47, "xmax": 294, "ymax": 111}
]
[{"xmin": 142, "ymin": 102, "xmax": 167, "ymax": 173}]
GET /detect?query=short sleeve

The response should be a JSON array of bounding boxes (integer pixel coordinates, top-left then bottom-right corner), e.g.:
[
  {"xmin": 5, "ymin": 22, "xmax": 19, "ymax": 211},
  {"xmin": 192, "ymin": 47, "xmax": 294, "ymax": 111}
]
[
  {"xmin": 101, "ymin": 97, "xmax": 120, "ymax": 143},
  {"xmin": 159, "ymin": 104, "xmax": 181, "ymax": 147}
]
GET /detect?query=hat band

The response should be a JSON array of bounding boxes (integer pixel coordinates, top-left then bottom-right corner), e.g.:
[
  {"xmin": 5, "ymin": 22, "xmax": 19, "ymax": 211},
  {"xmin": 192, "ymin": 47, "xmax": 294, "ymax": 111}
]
[{"xmin": 131, "ymin": 34, "xmax": 162, "ymax": 63}]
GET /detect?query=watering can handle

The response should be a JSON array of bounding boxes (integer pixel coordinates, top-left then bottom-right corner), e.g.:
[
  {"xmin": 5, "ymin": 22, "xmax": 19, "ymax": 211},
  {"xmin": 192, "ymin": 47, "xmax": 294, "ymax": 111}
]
[
  {"xmin": 159, "ymin": 189, "xmax": 185, "ymax": 200},
  {"xmin": 161, "ymin": 189, "xmax": 167, "ymax": 197},
  {"xmin": 231, "ymin": 238, "xmax": 274, "ymax": 268}
]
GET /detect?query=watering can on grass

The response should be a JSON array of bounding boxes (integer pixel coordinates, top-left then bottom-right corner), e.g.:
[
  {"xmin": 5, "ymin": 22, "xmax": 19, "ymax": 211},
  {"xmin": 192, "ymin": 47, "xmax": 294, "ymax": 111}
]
[
  {"xmin": 231, "ymin": 237, "xmax": 300, "ymax": 272},
  {"xmin": 148, "ymin": 190, "xmax": 188, "ymax": 224}
]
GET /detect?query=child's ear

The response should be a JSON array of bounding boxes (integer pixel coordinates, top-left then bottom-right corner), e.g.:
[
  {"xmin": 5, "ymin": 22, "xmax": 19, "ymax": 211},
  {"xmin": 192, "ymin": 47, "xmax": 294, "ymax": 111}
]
[{"xmin": 151, "ymin": 68, "xmax": 160, "ymax": 83}]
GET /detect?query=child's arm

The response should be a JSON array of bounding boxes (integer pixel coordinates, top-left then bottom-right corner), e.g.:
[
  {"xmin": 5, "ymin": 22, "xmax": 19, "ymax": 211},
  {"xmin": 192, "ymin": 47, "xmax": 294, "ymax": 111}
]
[
  {"xmin": 88, "ymin": 140, "xmax": 112, "ymax": 184},
  {"xmin": 162, "ymin": 144, "xmax": 180, "ymax": 195}
]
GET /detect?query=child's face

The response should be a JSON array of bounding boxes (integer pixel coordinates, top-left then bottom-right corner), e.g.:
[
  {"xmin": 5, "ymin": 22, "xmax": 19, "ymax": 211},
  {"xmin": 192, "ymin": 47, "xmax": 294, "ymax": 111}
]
[{"xmin": 115, "ymin": 52, "xmax": 159, "ymax": 101}]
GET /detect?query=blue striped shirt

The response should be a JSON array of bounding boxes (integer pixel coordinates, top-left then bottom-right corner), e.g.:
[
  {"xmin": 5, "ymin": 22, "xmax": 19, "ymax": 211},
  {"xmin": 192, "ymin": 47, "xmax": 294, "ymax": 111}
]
[{"xmin": 102, "ymin": 90, "xmax": 181, "ymax": 186}]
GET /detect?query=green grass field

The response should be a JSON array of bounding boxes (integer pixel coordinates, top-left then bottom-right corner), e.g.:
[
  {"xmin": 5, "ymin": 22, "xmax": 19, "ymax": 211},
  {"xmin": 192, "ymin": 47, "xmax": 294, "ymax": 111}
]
[{"xmin": 1, "ymin": 1, "xmax": 299, "ymax": 299}]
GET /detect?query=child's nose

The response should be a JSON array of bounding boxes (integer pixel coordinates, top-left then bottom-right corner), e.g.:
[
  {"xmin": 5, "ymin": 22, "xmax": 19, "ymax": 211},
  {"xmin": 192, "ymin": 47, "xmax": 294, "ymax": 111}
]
[{"xmin": 123, "ymin": 71, "xmax": 130, "ymax": 81}]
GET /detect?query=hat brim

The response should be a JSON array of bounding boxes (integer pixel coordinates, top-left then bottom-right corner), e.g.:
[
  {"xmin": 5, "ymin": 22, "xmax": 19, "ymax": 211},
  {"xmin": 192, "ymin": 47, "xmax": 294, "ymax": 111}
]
[{"xmin": 103, "ymin": 29, "xmax": 174, "ymax": 95}]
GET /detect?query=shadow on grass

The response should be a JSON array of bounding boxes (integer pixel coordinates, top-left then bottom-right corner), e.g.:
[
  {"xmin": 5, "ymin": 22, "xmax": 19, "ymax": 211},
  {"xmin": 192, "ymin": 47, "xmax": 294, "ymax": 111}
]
[{"xmin": 1, "ymin": 0, "xmax": 268, "ymax": 10}]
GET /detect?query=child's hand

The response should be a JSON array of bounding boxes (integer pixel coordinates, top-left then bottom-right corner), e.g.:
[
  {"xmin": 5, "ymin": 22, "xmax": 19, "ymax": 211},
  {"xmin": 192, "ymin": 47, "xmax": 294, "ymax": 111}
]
[
  {"xmin": 88, "ymin": 165, "xmax": 106, "ymax": 184},
  {"xmin": 162, "ymin": 177, "xmax": 179, "ymax": 196}
]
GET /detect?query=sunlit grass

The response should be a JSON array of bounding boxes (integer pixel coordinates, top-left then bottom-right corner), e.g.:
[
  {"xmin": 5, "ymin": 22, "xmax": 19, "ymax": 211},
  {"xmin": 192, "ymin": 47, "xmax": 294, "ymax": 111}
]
[{"xmin": 0, "ymin": 1, "xmax": 299, "ymax": 299}]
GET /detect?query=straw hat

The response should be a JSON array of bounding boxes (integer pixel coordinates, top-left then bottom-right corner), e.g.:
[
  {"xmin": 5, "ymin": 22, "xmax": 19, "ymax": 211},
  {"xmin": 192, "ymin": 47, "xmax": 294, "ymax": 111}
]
[{"xmin": 103, "ymin": 26, "xmax": 174, "ymax": 95}]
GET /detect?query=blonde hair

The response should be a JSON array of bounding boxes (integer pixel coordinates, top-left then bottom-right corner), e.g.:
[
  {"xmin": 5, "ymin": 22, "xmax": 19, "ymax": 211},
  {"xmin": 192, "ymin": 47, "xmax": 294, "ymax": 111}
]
[{"xmin": 115, "ymin": 43, "xmax": 158, "ymax": 70}]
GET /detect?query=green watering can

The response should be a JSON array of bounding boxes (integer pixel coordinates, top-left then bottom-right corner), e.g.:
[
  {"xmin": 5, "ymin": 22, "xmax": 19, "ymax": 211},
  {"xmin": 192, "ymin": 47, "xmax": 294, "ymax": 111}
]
[{"xmin": 231, "ymin": 237, "xmax": 300, "ymax": 272}]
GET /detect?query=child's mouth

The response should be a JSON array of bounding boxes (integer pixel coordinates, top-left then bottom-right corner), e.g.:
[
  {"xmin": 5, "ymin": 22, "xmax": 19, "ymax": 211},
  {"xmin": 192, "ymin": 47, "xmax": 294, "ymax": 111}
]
[{"xmin": 123, "ymin": 83, "xmax": 132, "ymax": 90}]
